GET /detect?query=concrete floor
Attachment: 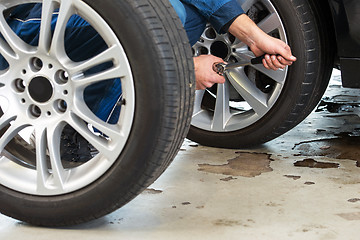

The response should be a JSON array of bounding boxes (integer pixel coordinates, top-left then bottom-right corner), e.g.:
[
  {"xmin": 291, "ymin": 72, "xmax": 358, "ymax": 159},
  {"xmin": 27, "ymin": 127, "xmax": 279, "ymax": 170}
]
[{"xmin": 1, "ymin": 70, "xmax": 360, "ymax": 239}]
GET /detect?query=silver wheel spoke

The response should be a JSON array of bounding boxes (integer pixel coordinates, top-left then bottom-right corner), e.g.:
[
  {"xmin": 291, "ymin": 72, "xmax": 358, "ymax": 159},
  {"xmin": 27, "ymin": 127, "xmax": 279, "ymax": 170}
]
[
  {"xmin": 0, "ymin": 118, "xmax": 27, "ymax": 152},
  {"xmin": 231, "ymin": 50, "xmax": 254, "ymax": 62},
  {"xmin": 0, "ymin": 37, "xmax": 17, "ymax": 63},
  {"xmin": 257, "ymin": 12, "xmax": 282, "ymax": 34},
  {"xmin": 252, "ymin": 64, "xmax": 286, "ymax": 84},
  {"xmin": 0, "ymin": 70, "xmax": 7, "ymax": 81},
  {"xmin": 0, "ymin": 110, "xmax": 16, "ymax": 131},
  {"xmin": 73, "ymin": 65, "xmax": 123, "ymax": 88},
  {"xmin": 38, "ymin": 0, "xmax": 58, "ymax": 53},
  {"xmin": 231, "ymin": 40, "xmax": 248, "ymax": 50},
  {"xmin": 46, "ymin": 124, "xmax": 67, "ymax": 191},
  {"xmin": 35, "ymin": 126, "xmax": 51, "ymax": 193},
  {"xmin": 72, "ymin": 101, "xmax": 124, "ymax": 145},
  {"xmin": 225, "ymin": 68, "xmax": 269, "ymax": 115},
  {"xmin": 192, "ymin": 90, "xmax": 205, "ymax": 116},
  {"xmin": 0, "ymin": 7, "xmax": 30, "ymax": 58},
  {"xmin": 212, "ymin": 82, "xmax": 231, "ymax": 131},
  {"xmin": 0, "ymin": 71, "xmax": 10, "ymax": 87},
  {"xmin": 240, "ymin": 0, "xmax": 257, "ymax": 12},
  {"xmin": 50, "ymin": 1, "xmax": 73, "ymax": 58},
  {"xmin": 67, "ymin": 45, "xmax": 125, "ymax": 77}
]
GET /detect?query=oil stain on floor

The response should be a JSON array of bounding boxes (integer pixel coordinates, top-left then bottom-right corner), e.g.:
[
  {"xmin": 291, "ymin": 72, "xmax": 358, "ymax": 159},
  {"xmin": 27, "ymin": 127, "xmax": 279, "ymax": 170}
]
[
  {"xmin": 293, "ymin": 134, "xmax": 360, "ymax": 162},
  {"xmin": 293, "ymin": 158, "xmax": 339, "ymax": 169},
  {"xmin": 198, "ymin": 152, "xmax": 273, "ymax": 177}
]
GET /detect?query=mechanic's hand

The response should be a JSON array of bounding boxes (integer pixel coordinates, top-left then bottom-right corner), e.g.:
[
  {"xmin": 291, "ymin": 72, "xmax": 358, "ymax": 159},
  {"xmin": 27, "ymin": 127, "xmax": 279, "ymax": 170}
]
[
  {"xmin": 194, "ymin": 55, "xmax": 226, "ymax": 90},
  {"xmin": 250, "ymin": 34, "xmax": 296, "ymax": 70},
  {"xmin": 229, "ymin": 14, "xmax": 297, "ymax": 71}
]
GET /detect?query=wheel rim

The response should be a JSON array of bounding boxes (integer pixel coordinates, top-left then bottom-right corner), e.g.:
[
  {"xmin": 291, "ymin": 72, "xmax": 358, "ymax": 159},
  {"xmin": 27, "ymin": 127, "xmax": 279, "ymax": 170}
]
[
  {"xmin": 191, "ymin": 0, "xmax": 288, "ymax": 132},
  {"xmin": 0, "ymin": 0, "xmax": 135, "ymax": 195}
]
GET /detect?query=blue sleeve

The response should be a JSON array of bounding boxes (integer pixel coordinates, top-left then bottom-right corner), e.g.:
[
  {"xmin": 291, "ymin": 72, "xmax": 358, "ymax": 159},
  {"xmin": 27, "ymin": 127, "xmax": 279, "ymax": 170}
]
[{"xmin": 180, "ymin": 0, "xmax": 244, "ymax": 33}]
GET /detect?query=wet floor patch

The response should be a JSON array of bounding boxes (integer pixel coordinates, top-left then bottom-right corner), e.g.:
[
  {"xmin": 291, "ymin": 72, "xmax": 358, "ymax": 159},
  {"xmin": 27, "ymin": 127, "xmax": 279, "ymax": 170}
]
[
  {"xmin": 316, "ymin": 92, "xmax": 360, "ymax": 114},
  {"xmin": 294, "ymin": 158, "xmax": 339, "ymax": 169},
  {"xmin": 316, "ymin": 97, "xmax": 360, "ymax": 114},
  {"xmin": 293, "ymin": 134, "xmax": 360, "ymax": 161},
  {"xmin": 198, "ymin": 152, "xmax": 273, "ymax": 177}
]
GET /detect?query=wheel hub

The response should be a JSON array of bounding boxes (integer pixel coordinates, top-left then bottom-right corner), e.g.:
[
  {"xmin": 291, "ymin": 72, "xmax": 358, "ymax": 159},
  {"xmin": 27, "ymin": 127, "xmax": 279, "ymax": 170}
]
[{"xmin": 28, "ymin": 76, "xmax": 53, "ymax": 103}]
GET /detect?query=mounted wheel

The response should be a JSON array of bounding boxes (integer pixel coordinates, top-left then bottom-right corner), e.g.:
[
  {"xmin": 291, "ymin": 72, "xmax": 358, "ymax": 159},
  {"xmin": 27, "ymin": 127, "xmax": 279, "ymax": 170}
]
[
  {"xmin": 188, "ymin": 0, "xmax": 334, "ymax": 148},
  {"xmin": 0, "ymin": 0, "xmax": 194, "ymax": 226}
]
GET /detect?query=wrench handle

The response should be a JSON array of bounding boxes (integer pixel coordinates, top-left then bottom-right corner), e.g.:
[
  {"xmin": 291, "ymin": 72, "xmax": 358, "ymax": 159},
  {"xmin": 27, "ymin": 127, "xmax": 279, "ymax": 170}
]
[{"xmin": 250, "ymin": 54, "xmax": 266, "ymax": 65}]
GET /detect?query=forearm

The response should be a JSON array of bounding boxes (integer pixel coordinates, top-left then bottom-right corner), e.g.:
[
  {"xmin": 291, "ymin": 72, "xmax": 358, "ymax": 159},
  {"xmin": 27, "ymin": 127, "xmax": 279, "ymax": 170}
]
[
  {"xmin": 228, "ymin": 14, "xmax": 296, "ymax": 69},
  {"xmin": 228, "ymin": 14, "xmax": 263, "ymax": 50}
]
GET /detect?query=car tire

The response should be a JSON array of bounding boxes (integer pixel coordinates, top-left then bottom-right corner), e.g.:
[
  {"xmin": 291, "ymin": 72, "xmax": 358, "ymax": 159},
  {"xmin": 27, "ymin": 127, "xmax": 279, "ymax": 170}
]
[
  {"xmin": 0, "ymin": 0, "xmax": 194, "ymax": 226},
  {"xmin": 188, "ymin": 0, "xmax": 334, "ymax": 148}
]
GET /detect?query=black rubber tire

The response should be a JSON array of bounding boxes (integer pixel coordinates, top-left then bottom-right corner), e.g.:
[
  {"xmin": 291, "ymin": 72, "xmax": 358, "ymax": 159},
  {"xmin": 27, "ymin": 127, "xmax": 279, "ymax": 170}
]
[
  {"xmin": 187, "ymin": 0, "xmax": 334, "ymax": 148},
  {"xmin": 0, "ymin": 0, "xmax": 195, "ymax": 226}
]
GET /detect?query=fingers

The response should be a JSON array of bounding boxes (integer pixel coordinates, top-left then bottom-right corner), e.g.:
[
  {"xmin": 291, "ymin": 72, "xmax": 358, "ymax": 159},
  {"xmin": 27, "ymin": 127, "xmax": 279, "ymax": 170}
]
[
  {"xmin": 274, "ymin": 41, "xmax": 297, "ymax": 62},
  {"xmin": 262, "ymin": 52, "xmax": 296, "ymax": 71},
  {"xmin": 194, "ymin": 55, "xmax": 226, "ymax": 90},
  {"xmin": 277, "ymin": 55, "xmax": 294, "ymax": 65},
  {"xmin": 196, "ymin": 73, "xmax": 225, "ymax": 90},
  {"xmin": 263, "ymin": 54, "xmax": 285, "ymax": 70},
  {"xmin": 260, "ymin": 38, "xmax": 297, "ymax": 70},
  {"xmin": 281, "ymin": 44, "xmax": 297, "ymax": 62}
]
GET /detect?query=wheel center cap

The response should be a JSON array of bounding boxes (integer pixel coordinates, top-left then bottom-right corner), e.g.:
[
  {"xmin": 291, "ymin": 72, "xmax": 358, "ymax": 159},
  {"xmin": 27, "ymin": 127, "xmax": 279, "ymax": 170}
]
[
  {"xmin": 211, "ymin": 41, "xmax": 230, "ymax": 59},
  {"xmin": 28, "ymin": 76, "xmax": 53, "ymax": 103}
]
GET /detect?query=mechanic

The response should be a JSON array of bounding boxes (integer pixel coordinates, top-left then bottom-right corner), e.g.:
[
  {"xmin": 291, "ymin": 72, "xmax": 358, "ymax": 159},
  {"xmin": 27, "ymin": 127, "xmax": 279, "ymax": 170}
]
[
  {"xmin": 169, "ymin": 0, "xmax": 296, "ymax": 90},
  {"xmin": 0, "ymin": 1, "xmax": 296, "ymax": 162}
]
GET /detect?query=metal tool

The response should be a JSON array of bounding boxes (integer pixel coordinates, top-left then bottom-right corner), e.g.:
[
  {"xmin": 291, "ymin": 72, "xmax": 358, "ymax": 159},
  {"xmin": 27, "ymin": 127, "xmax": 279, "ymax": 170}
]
[{"xmin": 212, "ymin": 54, "xmax": 265, "ymax": 76}]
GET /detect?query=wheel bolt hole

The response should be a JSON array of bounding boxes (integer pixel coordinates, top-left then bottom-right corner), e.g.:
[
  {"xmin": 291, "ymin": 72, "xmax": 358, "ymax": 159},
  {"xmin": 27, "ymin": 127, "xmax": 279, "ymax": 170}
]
[
  {"xmin": 46, "ymin": 111, "xmax": 51, "ymax": 116},
  {"xmin": 22, "ymin": 69, "xmax": 27, "ymax": 75},
  {"xmin": 14, "ymin": 78, "xmax": 26, "ymax": 92},
  {"xmin": 56, "ymin": 100, "xmax": 67, "ymax": 113},
  {"xmin": 204, "ymin": 28, "xmax": 217, "ymax": 39},
  {"xmin": 29, "ymin": 105, "xmax": 41, "ymax": 118},
  {"xmin": 199, "ymin": 47, "xmax": 209, "ymax": 55},
  {"xmin": 48, "ymin": 64, "xmax": 53, "ymax": 69},
  {"xmin": 21, "ymin": 98, "xmax": 26, "ymax": 104},
  {"xmin": 228, "ymin": 34, "xmax": 236, "ymax": 44},
  {"xmin": 30, "ymin": 57, "xmax": 43, "ymax": 72},
  {"xmin": 63, "ymin": 90, "xmax": 68, "ymax": 95},
  {"xmin": 55, "ymin": 70, "xmax": 69, "ymax": 84}
]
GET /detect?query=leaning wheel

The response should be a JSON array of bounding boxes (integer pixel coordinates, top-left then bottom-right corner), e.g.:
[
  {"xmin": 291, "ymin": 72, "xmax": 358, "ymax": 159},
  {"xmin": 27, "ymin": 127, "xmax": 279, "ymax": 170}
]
[
  {"xmin": 0, "ymin": 0, "xmax": 194, "ymax": 226},
  {"xmin": 188, "ymin": 0, "xmax": 334, "ymax": 148}
]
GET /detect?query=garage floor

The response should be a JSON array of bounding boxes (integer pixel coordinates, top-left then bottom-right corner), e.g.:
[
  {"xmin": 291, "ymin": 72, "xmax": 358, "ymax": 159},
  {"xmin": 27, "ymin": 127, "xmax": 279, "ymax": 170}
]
[{"xmin": 1, "ymin": 70, "xmax": 360, "ymax": 239}]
